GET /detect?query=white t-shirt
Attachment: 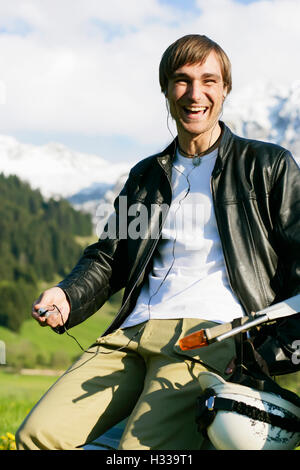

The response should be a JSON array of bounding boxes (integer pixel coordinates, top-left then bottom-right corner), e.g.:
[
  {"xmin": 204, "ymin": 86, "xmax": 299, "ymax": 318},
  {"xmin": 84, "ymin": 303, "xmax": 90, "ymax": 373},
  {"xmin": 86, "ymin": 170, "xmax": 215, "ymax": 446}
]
[{"xmin": 120, "ymin": 147, "xmax": 245, "ymax": 328}]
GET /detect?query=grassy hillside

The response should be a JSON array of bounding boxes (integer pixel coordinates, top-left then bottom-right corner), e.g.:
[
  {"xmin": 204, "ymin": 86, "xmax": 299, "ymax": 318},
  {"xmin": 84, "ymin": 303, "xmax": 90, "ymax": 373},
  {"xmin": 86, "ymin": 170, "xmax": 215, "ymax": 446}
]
[
  {"xmin": 0, "ymin": 173, "xmax": 93, "ymax": 333},
  {"xmin": 0, "ymin": 293, "xmax": 121, "ymax": 371},
  {"xmin": 0, "ymin": 229, "xmax": 121, "ymax": 370}
]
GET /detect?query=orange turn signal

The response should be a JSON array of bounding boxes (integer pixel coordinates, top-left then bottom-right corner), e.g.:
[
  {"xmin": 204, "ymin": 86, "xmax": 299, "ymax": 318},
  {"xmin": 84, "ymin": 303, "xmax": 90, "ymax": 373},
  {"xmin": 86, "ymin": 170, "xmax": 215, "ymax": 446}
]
[{"xmin": 179, "ymin": 329, "xmax": 208, "ymax": 350}]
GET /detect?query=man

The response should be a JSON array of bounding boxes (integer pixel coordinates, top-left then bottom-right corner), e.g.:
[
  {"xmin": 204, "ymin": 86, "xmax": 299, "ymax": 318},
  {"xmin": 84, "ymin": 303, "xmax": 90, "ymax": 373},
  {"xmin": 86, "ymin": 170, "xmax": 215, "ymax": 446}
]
[{"xmin": 16, "ymin": 34, "xmax": 300, "ymax": 450}]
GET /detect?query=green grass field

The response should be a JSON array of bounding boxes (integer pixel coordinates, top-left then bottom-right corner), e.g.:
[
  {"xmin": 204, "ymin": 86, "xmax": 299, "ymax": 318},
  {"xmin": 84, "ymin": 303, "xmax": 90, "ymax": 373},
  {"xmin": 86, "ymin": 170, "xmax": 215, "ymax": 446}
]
[{"xmin": 0, "ymin": 371, "xmax": 60, "ymax": 437}]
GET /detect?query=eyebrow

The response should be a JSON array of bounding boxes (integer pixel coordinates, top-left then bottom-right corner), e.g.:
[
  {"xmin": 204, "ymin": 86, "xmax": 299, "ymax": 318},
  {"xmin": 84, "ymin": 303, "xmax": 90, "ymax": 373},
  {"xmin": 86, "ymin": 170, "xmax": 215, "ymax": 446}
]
[
  {"xmin": 201, "ymin": 73, "xmax": 222, "ymax": 81},
  {"xmin": 171, "ymin": 71, "xmax": 222, "ymax": 81}
]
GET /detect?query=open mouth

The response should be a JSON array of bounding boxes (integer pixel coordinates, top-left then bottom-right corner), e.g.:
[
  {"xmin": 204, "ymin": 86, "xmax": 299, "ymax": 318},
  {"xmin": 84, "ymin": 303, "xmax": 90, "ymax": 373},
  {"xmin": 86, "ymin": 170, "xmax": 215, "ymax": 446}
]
[{"xmin": 183, "ymin": 105, "xmax": 208, "ymax": 118}]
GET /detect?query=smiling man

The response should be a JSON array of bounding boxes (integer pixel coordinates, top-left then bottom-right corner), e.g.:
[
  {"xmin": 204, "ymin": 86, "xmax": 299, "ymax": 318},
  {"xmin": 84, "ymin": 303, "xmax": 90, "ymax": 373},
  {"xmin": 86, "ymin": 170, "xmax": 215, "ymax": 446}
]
[
  {"xmin": 163, "ymin": 38, "xmax": 230, "ymax": 156},
  {"xmin": 16, "ymin": 35, "xmax": 300, "ymax": 451}
]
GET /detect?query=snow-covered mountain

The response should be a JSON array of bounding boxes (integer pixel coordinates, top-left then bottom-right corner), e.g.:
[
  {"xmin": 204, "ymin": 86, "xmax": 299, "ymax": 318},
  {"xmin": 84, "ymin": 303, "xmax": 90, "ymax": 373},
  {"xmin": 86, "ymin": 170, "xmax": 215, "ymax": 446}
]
[
  {"xmin": 224, "ymin": 80, "xmax": 300, "ymax": 165},
  {"xmin": 0, "ymin": 136, "xmax": 131, "ymax": 201}
]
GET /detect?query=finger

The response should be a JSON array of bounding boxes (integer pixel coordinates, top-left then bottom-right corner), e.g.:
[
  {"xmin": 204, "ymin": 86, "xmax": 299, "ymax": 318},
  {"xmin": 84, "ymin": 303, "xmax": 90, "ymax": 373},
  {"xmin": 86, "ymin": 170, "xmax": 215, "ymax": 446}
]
[
  {"xmin": 32, "ymin": 300, "xmax": 45, "ymax": 318},
  {"xmin": 45, "ymin": 312, "xmax": 62, "ymax": 328},
  {"xmin": 225, "ymin": 357, "xmax": 236, "ymax": 375},
  {"xmin": 33, "ymin": 314, "xmax": 48, "ymax": 327},
  {"xmin": 43, "ymin": 306, "xmax": 64, "ymax": 328},
  {"xmin": 34, "ymin": 301, "xmax": 51, "ymax": 311},
  {"xmin": 35, "ymin": 310, "xmax": 58, "ymax": 328},
  {"xmin": 32, "ymin": 303, "xmax": 55, "ymax": 326},
  {"xmin": 32, "ymin": 311, "xmax": 49, "ymax": 327},
  {"xmin": 32, "ymin": 303, "xmax": 44, "ymax": 321}
]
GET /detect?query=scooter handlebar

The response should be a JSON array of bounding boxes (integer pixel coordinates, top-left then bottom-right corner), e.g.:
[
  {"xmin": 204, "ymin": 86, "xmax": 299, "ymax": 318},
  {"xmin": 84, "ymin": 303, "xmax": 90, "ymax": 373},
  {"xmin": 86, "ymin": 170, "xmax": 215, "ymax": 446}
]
[{"xmin": 179, "ymin": 294, "xmax": 300, "ymax": 351}]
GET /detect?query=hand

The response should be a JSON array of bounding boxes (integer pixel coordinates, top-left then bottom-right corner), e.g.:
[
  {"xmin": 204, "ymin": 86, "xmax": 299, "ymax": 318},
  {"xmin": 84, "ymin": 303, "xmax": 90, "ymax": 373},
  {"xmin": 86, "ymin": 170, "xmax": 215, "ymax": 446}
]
[
  {"xmin": 225, "ymin": 357, "xmax": 236, "ymax": 375},
  {"xmin": 32, "ymin": 287, "xmax": 70, "ymax": 329}
]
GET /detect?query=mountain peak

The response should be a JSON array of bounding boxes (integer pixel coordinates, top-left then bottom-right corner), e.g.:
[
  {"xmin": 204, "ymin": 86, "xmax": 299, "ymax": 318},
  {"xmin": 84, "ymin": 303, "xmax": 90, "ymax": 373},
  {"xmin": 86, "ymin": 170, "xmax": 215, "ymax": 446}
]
[
  {"xmin": 0, "ymin": 135, "xmax": 130, "ymax": 199},
  {"xmin": 224, "ymin": 80, "xmax": 300, "ymax": 164}
]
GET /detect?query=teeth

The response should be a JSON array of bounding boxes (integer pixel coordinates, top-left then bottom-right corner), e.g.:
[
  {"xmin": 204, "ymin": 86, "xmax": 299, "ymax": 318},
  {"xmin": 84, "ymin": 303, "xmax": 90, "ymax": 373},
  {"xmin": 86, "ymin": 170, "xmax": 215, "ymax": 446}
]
[{"xmin": 185, "ymin": 106, "xmax": 207, "ymax": 112}]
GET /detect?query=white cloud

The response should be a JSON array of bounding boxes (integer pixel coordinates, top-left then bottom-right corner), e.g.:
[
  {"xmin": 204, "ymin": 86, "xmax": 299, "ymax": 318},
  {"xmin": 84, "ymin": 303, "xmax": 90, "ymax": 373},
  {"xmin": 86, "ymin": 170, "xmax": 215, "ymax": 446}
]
[
  {"xmin": 0, "ymin": 0, "xmax": 299, "ymax": 151},
  {"xmin": 192, "ymin": 0, "xmax": 300, "ymax": 90}
]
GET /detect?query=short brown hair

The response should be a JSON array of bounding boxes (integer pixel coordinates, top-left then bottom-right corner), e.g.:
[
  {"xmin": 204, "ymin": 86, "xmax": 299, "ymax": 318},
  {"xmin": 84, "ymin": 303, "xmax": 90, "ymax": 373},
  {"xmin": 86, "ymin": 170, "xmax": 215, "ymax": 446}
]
[{"xmin": 159, "ymin": 34, "xmax": 232, "ymax": 96}]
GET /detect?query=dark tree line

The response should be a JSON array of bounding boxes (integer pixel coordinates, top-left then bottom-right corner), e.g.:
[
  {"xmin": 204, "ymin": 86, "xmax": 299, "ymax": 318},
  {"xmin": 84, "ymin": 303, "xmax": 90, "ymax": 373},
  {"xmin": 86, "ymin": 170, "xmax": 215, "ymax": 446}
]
[{"xmin": 0, "ymin": 173, "xmax": 93, "ymax": 331}]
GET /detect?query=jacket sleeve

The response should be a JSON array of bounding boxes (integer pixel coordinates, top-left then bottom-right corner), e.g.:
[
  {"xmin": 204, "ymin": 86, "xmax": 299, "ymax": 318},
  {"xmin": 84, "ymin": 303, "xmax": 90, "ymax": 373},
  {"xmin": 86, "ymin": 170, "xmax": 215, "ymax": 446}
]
[
  {"xmin": 271, "ymin": 150, "xmax": 300, "ymax": 297},
  {"xmin": 55, "ymin": 176, "xmax": 131, "ymax": 332},
  {"xmin": 255, "ymin": 151, "xmax": 300, "ymax": 375}
]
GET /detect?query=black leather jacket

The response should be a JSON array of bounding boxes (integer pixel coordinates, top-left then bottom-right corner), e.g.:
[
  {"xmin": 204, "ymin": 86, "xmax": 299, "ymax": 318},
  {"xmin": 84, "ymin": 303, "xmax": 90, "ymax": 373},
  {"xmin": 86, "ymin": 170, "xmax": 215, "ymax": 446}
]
[{"xmin": 57, "ymin": 122, "xmax": 300, "ymax": 337}]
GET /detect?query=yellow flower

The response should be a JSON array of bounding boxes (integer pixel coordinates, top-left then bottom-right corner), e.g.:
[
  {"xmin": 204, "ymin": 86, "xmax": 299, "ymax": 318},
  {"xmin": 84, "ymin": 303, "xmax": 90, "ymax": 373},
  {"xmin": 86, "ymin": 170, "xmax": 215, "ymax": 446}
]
[{"xmin": 0, "ymin": 433, "xmax": 16, "ymax": 450}]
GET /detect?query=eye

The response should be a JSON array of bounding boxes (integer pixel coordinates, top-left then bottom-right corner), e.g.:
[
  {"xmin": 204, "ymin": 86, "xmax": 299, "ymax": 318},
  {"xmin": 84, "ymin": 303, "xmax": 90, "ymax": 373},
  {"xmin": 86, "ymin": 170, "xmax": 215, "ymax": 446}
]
[
  {"xmin": 175, "ymin": 78, "xmax": 188, "ymax": 84},
  {"xmin": 172, "ymin": 75, "xmax": 189, "ymax": 85}
]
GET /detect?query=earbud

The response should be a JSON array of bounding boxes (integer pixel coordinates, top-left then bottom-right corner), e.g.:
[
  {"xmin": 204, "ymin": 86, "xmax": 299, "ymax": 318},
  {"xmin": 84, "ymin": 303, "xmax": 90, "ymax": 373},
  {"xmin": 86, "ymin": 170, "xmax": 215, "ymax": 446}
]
[{"xmin": 165, "ymin": 96, "xmax": 170, "ymax": 112}]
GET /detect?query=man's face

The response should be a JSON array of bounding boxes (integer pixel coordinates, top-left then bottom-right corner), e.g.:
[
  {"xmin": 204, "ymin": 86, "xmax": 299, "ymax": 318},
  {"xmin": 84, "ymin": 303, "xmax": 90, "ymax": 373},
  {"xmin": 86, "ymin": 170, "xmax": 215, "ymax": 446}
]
[{"xmin": 166, "ymin": 51, "xmax": 226, "ymax": 139}]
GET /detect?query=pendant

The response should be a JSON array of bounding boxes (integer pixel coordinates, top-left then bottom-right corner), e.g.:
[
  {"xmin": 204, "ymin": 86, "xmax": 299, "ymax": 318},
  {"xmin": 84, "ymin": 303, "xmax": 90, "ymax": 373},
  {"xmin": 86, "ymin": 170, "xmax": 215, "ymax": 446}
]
[{"xmin": 193, "ymin": 155, "xmax": 201, "ymax": 166}]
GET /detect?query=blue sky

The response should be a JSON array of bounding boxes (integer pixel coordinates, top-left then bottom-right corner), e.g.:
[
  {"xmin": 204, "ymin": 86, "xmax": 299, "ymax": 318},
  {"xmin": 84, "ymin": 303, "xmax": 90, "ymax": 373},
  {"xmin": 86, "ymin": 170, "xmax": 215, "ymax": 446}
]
[
  {"xmin": 0, "ymin": 0, "xmax": 299, "ymax": 164},
  {"xmin": 160, "ymin": 0, "xmax": 260, "ymax": 10}
]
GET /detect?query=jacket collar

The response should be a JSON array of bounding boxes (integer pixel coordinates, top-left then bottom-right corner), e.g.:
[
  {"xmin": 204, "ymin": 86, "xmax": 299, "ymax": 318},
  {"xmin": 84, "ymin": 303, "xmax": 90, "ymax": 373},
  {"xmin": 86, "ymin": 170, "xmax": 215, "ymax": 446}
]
[{"xmin": 156, "ymin": 121, "xmax": 234, "ymax": 179}]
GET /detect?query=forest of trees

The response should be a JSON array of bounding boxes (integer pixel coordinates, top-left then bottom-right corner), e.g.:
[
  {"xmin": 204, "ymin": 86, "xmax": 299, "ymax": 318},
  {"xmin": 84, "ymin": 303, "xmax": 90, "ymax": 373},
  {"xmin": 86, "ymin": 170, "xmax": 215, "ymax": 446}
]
[{"xmin": 0, "ymin": 173, "xmax": 93, "ymax": 332}]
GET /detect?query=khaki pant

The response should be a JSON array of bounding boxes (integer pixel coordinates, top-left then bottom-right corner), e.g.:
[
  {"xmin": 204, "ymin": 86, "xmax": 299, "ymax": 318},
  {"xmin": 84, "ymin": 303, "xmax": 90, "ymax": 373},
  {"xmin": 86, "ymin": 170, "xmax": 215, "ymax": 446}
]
[{"xmin": 16, "ymin": 318, "xmax": 235, "ymax": 450}]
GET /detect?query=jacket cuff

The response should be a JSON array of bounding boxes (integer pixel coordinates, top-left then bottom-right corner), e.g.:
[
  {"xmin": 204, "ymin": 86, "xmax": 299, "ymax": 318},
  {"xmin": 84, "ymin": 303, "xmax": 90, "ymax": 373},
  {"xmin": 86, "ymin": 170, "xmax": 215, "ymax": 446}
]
[{"xmin": 53, "ymin": 281, "xmax": 110, "ymax": 333}]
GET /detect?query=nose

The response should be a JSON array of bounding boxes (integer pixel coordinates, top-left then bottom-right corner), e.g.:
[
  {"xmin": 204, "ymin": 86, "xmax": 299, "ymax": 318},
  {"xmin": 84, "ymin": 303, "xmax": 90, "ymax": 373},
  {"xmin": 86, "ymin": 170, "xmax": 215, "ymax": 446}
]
[{"xmin": 188, "ymin": 80, "xmax": 203, "ymax": 101}]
